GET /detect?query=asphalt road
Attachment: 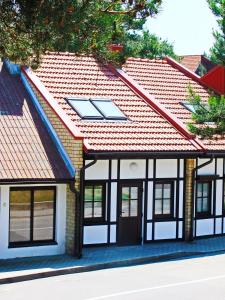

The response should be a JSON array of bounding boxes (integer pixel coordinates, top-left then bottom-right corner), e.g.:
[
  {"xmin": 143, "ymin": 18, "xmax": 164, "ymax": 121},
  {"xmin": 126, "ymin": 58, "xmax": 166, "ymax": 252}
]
[{"xmin": 1, "ymin": 253, "xmax": 225, "ymax": 300}]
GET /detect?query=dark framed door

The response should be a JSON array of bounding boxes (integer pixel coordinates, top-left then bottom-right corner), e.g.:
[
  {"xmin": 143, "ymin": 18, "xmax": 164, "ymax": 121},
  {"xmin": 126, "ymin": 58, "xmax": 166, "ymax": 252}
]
[{"xmin": 117, "ymin": 182, "xmax": 143, "ymax": 245}]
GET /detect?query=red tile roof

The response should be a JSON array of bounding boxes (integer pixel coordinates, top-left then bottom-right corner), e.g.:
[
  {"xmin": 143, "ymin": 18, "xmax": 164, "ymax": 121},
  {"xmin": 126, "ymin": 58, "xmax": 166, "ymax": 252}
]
[
  {"xmin": 26, "ymin": 52, "xmax": 207, "ymax": 153},
  {"xmin": 180, "ymin": 55, "xmax": 215, "ymax": 75},
  {"xmin": 123, "ymin": 57, "xmax": 225, "ymax": 151},
  {"xmin": 180, "ymin": 55, "xmax": 203, "ymax": 73},
  {"xmin": 0, "ymin": 63, "xmax": 72, "ymax": 181}
]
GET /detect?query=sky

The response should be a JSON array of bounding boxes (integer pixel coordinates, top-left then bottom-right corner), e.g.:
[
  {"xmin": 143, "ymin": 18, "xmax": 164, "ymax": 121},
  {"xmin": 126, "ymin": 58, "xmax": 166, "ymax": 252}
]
[{"xmin": 145, "ymin": 0, "xmax": 219, "ymax": 55}]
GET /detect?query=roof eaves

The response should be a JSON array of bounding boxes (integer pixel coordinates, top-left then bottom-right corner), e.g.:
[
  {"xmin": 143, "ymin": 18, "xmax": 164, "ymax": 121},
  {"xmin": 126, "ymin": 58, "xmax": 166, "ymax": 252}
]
[{"xmin": 109, "ymin": 63, "xmax": 206, "ymax": 153}]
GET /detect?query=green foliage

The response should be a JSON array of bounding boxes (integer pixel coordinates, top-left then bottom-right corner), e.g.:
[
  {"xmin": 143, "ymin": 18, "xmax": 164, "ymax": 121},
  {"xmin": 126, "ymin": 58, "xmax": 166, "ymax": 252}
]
[
  {"xmin": 188, "ymin": 86, "xmax": 225, "ymax": 138},
  {"xmin": 122, "ymin": 30, "xmax": 177, "ymax": 59},
  {"xmin": 0, "ymin": 0, "xmax": 163, "ymax": 67},
  {"xmin": 207, "ymin": 0, "xmax": 225, "ymax": 66},
  {"xmin": 188, "ymin": 1, "xmax": 225, "ymax": 140}
]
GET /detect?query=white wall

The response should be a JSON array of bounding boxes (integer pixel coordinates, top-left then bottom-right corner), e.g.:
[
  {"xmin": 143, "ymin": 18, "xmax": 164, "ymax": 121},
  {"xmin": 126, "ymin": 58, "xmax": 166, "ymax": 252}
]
[
  {"xmin": 85, "ymin": 160, "xmax": 109, "ymax": 180},
  {"xmin": 83, "ymin": 225, "xmax": 108, "ymax": 244},
  {"xmin": 217, "ymin": 159, "xmax": 223, "ymax": 177},
  {"xmin": 196, "ymin": 219, "xmax": 214, "ymax": 236},
  {"xmin": 154, "ymin": 222, "xmax": 176, "ymax": 240},
  {"xmin": 120, "ymin": 159, "xmax": 146, "ymax": 179},
  {"xmin": 216, "ymin": 180, "xmax": 223, "ymax": 216},
  {"xmin": 197, "ymin": 158, "xmax": 215, "ymax": 175},
  {"xmin": 0, "ymin": 184, "xmax": 66, "ymax": 259},
  {"xmin": 110, "ymin": 183, "xmax": 117, "ymax": 222},
  {"xmin": 156, "ymin": 159, "xmax": 177, "ymax": 178}
]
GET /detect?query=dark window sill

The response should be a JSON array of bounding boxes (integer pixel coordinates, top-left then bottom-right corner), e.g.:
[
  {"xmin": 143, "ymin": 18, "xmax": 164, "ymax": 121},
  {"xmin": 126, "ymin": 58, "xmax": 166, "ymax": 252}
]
[
  {"xmin": 84, "ymin": 219, "xmax": 106, "ymax": 226},
  {"xmin": 153, "ymin": 215, "xmax": 174, "ymax": 221},
  {"xmin": 195, "ymin": 213, "xmax": 212, "ymax": 219},
  {"xmin": 9, "ymin": 240, "xmax": 57, "ymax": 248}
]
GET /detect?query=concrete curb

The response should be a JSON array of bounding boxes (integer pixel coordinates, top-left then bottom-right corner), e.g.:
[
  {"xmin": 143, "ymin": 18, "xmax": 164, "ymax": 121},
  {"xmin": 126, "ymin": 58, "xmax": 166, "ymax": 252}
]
[{"xmin": 0, "ymin": 250, "xmax": 221, "ymax": 285}]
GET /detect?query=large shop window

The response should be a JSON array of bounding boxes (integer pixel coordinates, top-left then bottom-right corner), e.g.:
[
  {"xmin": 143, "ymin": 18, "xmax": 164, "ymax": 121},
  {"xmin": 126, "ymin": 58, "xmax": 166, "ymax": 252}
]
[
  {"xmin": 84, "ymin": 183, "xmax": 106, "ymax": 223},
  {"xmin": 9, "ymin": 187, "xmax": 56, "ymax": 247},
  {"xmin": 196, "ymin": 181, "xmax": 211, "ymax": 217},
  {"xmin": 154, "ymin": 181, "xmax": 174, "ymax": 219}
]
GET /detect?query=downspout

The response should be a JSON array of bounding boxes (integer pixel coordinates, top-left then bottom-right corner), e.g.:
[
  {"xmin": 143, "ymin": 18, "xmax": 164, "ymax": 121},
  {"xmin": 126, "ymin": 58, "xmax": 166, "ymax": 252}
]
[
  {"xmin": 69, "ymin": 181, "xmax": 80, "ymax": 258},
  {"xmin": 189, "ymin": 156, "xmax": 214, "ymax": 241},
  {"xmin": 73, "ymin": 158, "xmax": 97, "ymax": 258}
]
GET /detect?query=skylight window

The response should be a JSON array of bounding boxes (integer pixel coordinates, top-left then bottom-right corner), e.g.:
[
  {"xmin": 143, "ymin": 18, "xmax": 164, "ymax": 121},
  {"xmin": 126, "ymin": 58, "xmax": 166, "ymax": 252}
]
[
  {"xmin": 92, "ymin": 98, "xmax": 127, "ymax": 120},
  {"xmin": 67, "ymin": 97, "xmax": 127, "ymax": 121},
  {"xmin": 180, "ymin": 102, "xmax": 197, "ymax": 113},
  {"xmin": 68, "ymin": 98, "xmax": 103, "ymax": 119}
]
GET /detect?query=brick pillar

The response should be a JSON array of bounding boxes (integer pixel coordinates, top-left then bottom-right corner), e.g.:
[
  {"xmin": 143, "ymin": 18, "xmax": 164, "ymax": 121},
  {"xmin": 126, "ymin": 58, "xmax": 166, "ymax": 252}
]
[
  {"xmin": 184, "ymin": 159, "xmax": 195, "ymax": 241},
  {"xmin": 28, "ymin": 82, "xmax": 84, "ymax": 255}
]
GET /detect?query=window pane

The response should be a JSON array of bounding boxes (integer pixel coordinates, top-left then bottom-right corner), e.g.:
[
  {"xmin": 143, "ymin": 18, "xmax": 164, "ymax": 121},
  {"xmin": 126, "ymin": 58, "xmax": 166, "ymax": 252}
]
[
  {"xmin": 197, "ymin": 184, "xmax": 202, "ymax": 197},
  {"xmin": 202, "ymin": 198, "xmax": 209, "ymax": 212},
  {"xmin": 130, "ymin": 200, "xmax": 138, "ymax": 216},
  {"xmin": 94, "ymin": 186, "xmax": 102, "ymax": 201},
  {"xmin": 84, "ymin": 184, "xmax": 105, "ymax": 220},
  {"xmin": 130, "ymin": 187, "xmax": 138, "ymax": 199},
  {"xmin": 122, "ymin": 200, "xmax": 129, "ymax": 217},
  {"xmin": 10, "ymin": 190, "xmax": 31, "ymax": 243},
  {"xmin": 155, "ymin": 200, "xmax": 162, "ymax": 215},
  {"xmin": 203, "ymin": 183, "xmax": 209, "ymax": 197},
  {"xmin": 68, "ymin": 99, "xmax": 103, "ymax": 119},
  {"xmin": 92, "ymin": 100, "xmax": 126, "ymax": 119},
  {"xmin": 94, "ymin": 202, "xmax": 102, "ymax": 218},
  {"xmin": 197, "ymin": 198, "xmax": 202, "ymax": 212},
  {"xmin": 33, "ymin": 189, "xmax": 55, "ymax": 241},
  {"xmin": 155, "ymin": 184, "xmax": 162, "ymax": 199},
  {"xmin": 164, "ymin": 184, "xmax": 171, "ymax": 198},
  {"xmin": 182, "ymin": 103, "xmax": 196, "ymax": 113},
  {"xmin": 84, "ymin": 202, "xmax": 92, "ymax": 218},
  {"xmin": 85, "ymin": 186, "xmax": 93, "ymax": 202},
  {"xmin": 163, "ymin": 199, "xmax": 171, "ymax": 214},
  {"xmin": 122, "ymin": 187, "xmax": 130, "ymax": 200}
]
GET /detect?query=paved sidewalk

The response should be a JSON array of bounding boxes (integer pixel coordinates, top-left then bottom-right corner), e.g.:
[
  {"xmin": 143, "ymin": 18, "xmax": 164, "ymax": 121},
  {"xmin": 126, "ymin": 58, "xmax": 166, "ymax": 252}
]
[{"xmin": 1, "ymin": 236, "xmax": 225, "ymax": 284}]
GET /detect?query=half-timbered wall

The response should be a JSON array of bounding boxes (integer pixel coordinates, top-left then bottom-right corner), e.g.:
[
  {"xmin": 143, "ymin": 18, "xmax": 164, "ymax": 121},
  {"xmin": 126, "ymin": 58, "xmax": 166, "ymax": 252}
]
[
  {"xmin": 194, "ymin": 158, "xmax": 225, "ymax": 238},
  {"xmin": 83, "ymin": 158, "xmax": 185, "ymax": 245}
]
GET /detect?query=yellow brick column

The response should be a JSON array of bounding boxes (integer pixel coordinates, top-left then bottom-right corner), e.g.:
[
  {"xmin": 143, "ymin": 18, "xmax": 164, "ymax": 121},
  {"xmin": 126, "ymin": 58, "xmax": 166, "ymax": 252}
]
[
  {"xmin": 184, "ymin": 159, "xmax": 196, "ymax": 241},
  {"xmin": 28, "ymin": 82, "xmax": 84, "ymax": 255}
]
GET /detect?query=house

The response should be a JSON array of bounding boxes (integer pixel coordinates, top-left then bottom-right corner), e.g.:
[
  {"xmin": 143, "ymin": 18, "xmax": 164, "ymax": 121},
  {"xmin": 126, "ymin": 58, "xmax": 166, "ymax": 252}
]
[
  {"xmin": 180, "ymin": 55, "xmax": 215, "ymax": 76},
  {"xmin": 0, "ymin": 60, "xmax": 75, "ymax": 259},
  {"xmin": 19, "ymin": 52, "xmax": 225, "ymax": 258},
  {"xmin": 180, "ymin": 55, "xmax": 225, "ymax": 95},
  {"xmin": 200, "ymin": 65, "xmax": 225, "ymax": 95}
]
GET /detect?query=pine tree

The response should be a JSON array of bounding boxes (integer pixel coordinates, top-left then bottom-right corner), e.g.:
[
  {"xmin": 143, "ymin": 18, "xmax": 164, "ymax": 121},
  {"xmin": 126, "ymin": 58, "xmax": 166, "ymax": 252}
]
[
  {"xmin": 188, "ymin": 87, "xmax": 225, "ymax": 139},
  {"xmin": 188, "ymin": 0, "xmax": 225, "ymax": 139},
  {"xmin": 0, "ymin": 0, "xmax": 162, "ymax": 67},
  {"xmin": 123, "ymin": 30, "xmax": 177, "ymax": 60},
  {"xmin": 208, "ymin": 0, "xmax": 225, "ymax": 66}
]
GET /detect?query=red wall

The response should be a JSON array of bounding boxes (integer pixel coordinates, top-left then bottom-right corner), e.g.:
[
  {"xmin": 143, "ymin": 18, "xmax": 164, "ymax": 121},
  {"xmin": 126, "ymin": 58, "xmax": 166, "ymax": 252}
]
[{"xmin": 201, "ymin": 65, "xmax": 225, "ymax": 95}]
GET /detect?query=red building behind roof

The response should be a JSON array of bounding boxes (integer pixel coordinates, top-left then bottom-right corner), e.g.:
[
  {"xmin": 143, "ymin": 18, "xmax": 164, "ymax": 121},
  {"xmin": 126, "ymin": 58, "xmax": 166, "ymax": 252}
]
[{"xmin": 201, "ymin": 65, "xmax": 225, "ymax": 95}]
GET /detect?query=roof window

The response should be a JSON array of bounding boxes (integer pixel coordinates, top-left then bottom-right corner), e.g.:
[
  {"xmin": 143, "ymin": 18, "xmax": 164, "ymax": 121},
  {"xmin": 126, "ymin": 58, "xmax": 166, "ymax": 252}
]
[
  {"xmin": 180, "ymin": 102, "xmax": 197, "ymax": 113},
  {"xmin": 68, "ymin": 98, "xmax": 103, "ymax": 119},
  {"xmin": 67, "ymin": 97, "xmax": 127, "ymax": 120}
]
